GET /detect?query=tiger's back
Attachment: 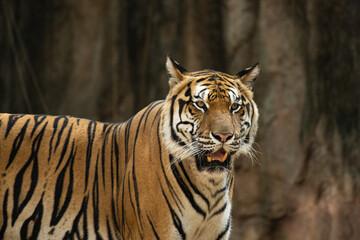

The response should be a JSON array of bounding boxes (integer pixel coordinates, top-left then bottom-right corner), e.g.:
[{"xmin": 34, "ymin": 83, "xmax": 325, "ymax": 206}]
[{"xmin": 0, "ymin": 100, "xmax": 176, "ymax": 239}]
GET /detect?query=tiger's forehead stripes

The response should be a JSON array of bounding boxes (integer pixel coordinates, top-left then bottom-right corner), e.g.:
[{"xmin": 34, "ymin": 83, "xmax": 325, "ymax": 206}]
[{"xmin": 191, "ymin": 72, "xmax": 241, "ymax": 104}]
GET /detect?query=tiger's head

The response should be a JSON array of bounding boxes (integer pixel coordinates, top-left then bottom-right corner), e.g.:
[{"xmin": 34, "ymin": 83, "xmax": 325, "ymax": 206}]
[{"xmin": 161, "ymin": 57, "xmax": 259, "ymax": 173}]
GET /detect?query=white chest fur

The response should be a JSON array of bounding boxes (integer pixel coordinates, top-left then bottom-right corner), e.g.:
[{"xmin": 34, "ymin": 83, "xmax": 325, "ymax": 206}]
[{"xmin": 170, "ymin": 162, "xmax": 233, "ymax": 240}]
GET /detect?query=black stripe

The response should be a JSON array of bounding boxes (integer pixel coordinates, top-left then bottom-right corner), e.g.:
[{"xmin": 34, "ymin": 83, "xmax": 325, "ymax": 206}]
[
  {"xmin": 101, "ymin": 122, "xmax": 113, "ymax": 136},
  {"xmin": 245, "ymin": 103, "xmax": 250, "ymax": 115},
  {"xmin": 157, "ymin": 122, "xmax": 184, "ymax": 214},
  {"xmin": 93, "ymin": 155, "xmax": 103, "ymax": 240},
  {"xmin": 199, "ymin": 83, "xmax": 212, "ymax": 87},
  {"xmin": 147, "ymin": 215, "xmax": 160, "ymax": 240},
  {"xmin": 0, "ymin": 190, "xmax": 9, "ymax": 238},
  {"xmin": 55, "ymin": 124, "xmax": 74, "ymax": 170},
  {"xmin": 209, "ymin": 193, "xmax": 226, "ymax": 213},
  {"xmin": 6, "ymin": 119, "xmax": 30, "ymax": 169},
  {"xmin": 151, "ymin": 107, "xmax": 163, "ymax": 129},
  {"xmin": 244, "ymin": 100, "xmax": 255, "ymax": 144},
  {"xmin": 210, "ymin": 202, "xmax": 227, "ymax": 219},
  {"xmin": 195, "ymin": 77, "xmax": 210, "ymax": 82},
  {"xmin": 124, "ymin": 117, "xmax": 134, "ymax": 165},
  {"xmin": 229, "ymin": 176, "xmax": 234, "ymax": 191},
  {"xmin": 143, "ymin": 100, "xmax": 164, "ymax": 131},
  {"xmin": 30, "ymin": 115, "xmax": 47, "ymax": 137},
  {"xmin": 12, "ymin": 122, "xmax": 47, "ymax": 225},
  {"xmin": 101, "ymin": 125, "xmax": 114, "ymax": 188},
  {"xmin": 111, "ymin": 125, "xmax": 122, "ymax": 233},
  {"xmin": 109, "ymin": 125, "xmax": 119, "ymax": 233},
  {"xmin": 120, "ymin": 175, "xmax": 127, "ymax": 233},
  {"xmin": 54, "ymin": 116, "xmax": 69, "ymax": 151},
  {"xmin": 178, "ymin": 161, "xmax": 209, "ymax": 209},
  {"xmin": 244, "ymin": 134, "xmax": 250, "ymax": 144},
  {"xmin": 128, "ymin": 176, "xmax": 137, "ymax": 222},
  {"xmin": 139, "ymin": 102, "xmax": 157, "ymax": 132},
  {"xmin": 106, "ymin": 218, "xmax": 114, "ymax": 240},
  {"xmin": 216, "ymin": 218, "xmax": 231, "ymax": 240},
  {"xmin": 48, "ymin": 117, "xmax": 59, "ymax": 162},
  {"xmin": 20, "ymin": 195, "xmax": 44, "ymax": 239},
  {"xmin": 85, "ymin": 121, "xmax": 97, "ymax": 189},
  {"xmin": 160, "ymin": 180, "xmax": 186, "ymax": 239},
  {"xmin": 224, "ymin": 83, "xmax": 236, "ymax": 89},
  {"xmin": 170, "ymin": 96, "xmax": 186, "ymax": 146},
  {"xmin": 177, "ymin": 99, "xmax": 191, "ymax": 122},
  {"xmin": 5, "ymin": 114, "xmax": 24, "ymax": 138},
  {"xmin": 132, "ymin": 106, "xmax": 151, "ymax": 231},
  {"xmin": 113, "ymin": 124, "xmax": 123, "ymax": 186},
  {"xmin": 249, "ymin": 100, "xmax": 254, "ymax": 124},
  {"xmin": 70, "ymin": 196, "xmax": 88, "ymax": 240},
  {"xmin": 51, "ymin": 141, "xmax": 76, "ymax": 226},
  {"xmin": 170, "ymin": 155, "xmax": 206, "ymax": 218},
  {"xmin": 121, "ymin": 106, "xmax": 156, "ymax": 232},
  {"xmin": 185, "ymin": 87, "xmax": 191, "ymax": 97},
  {"xmin": 213, "ymin": 186, "xmax": 227, "ymax": 197}
]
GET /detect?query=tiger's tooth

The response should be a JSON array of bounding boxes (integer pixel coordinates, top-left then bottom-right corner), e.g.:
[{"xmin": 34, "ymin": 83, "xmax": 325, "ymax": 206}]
[
  {"xmin": 207, "ymin": 156, "xmax": 212, "ymax": 162},
  {"xmin": 221, "ymin": 152, "xmax": 228, "ymax": 162}
]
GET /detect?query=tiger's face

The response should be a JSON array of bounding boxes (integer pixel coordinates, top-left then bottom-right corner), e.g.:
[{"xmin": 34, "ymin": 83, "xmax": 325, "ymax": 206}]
[{"xmin": 162, "ymin": 57, "xmax": 259, "ymax": 173}]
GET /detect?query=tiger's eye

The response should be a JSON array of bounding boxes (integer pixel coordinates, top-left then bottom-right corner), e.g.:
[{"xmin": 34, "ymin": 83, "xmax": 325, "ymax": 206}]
[
  {"xmin": 193, "ymin": 101, "xmax": 206, "ymax": 111},
  {"xmin": 196, "ymin": 101, "xmax": 205, "ymax": 108},
  {"xmin": 231, "ymin": 103, "xmax": 240, "ymax": 111}
]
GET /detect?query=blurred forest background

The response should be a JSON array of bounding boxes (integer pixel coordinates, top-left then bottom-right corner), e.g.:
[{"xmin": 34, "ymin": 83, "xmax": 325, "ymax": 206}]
[{"xmin": 0, "ymin": 0, "xmax": 359, "ymax": 239}]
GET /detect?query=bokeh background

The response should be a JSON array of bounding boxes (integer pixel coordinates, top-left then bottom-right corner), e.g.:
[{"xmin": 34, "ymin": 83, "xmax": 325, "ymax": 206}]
[{"xmin": 1, "ymin": 0, "xmax": 359, "ymax": 239}]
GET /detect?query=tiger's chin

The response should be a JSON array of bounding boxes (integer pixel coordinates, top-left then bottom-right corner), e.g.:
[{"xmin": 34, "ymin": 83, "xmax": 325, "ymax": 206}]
[{"xmin": 195, "ymin": 148, "xmax": 233, "ymax": 172}]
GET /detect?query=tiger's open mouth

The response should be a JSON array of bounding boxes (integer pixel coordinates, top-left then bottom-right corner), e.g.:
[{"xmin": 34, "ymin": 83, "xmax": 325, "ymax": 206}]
[{"xmin": 196, "ymin": 148, "xmax": 232, "ymax": 172}]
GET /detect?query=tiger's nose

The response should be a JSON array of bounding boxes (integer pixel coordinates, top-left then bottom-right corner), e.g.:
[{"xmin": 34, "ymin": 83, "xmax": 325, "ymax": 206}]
[{"xmin": 211, "ymin": 132, "xmax": 233, "ymax": 142}]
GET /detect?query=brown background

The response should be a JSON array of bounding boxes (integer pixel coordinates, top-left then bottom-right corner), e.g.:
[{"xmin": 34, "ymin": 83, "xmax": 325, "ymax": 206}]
[{"xmin": 1, "ymin": 0, "xmax": 359, "ymax": 239}]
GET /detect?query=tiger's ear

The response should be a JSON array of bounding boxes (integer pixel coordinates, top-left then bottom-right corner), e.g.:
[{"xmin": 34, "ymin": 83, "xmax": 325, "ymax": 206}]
[
  {"xmin": 236, "ymin": 63, "xmax": 260, "ymax": 90},
  {"xmin": 166, "ymin": 56, "xmax": 187, "ymax": 88}
]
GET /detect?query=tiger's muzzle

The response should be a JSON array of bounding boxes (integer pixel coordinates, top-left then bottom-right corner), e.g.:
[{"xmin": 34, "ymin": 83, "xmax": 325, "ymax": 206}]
[{"xmin": 196, "ymin": 147, "xmax": 232, "ymax": 172}]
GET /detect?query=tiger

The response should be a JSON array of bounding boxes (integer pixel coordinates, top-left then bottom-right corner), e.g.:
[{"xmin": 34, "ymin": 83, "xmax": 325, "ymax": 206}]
[{"xmin": 0, "ymin": 57, "xmax": 259, "ymax": 240}]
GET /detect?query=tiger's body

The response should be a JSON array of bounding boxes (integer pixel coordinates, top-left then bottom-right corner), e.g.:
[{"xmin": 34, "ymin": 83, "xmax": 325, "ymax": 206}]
[{"xmin": 0, "ymin": 58, "xmax": 259, "ymax": 239}]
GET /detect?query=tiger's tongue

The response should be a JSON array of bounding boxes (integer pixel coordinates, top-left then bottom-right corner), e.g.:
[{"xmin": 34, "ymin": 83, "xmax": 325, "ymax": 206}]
[{"xmin": 208, "ymin": 149, "xmax": 227, "ymax": 162}]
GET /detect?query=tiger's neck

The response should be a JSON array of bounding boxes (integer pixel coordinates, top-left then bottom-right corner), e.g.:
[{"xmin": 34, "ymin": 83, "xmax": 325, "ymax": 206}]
[
  {"xmin": 159, "ymin": 154, "xmax": 234, "ymax": 239},
  {"xmin": 167, "ymin": 153, "xmax": 234, "ymax": 199},
  {"xmin": 157, "ymin": 112, "xmax": 234, "ymax": 239}
]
